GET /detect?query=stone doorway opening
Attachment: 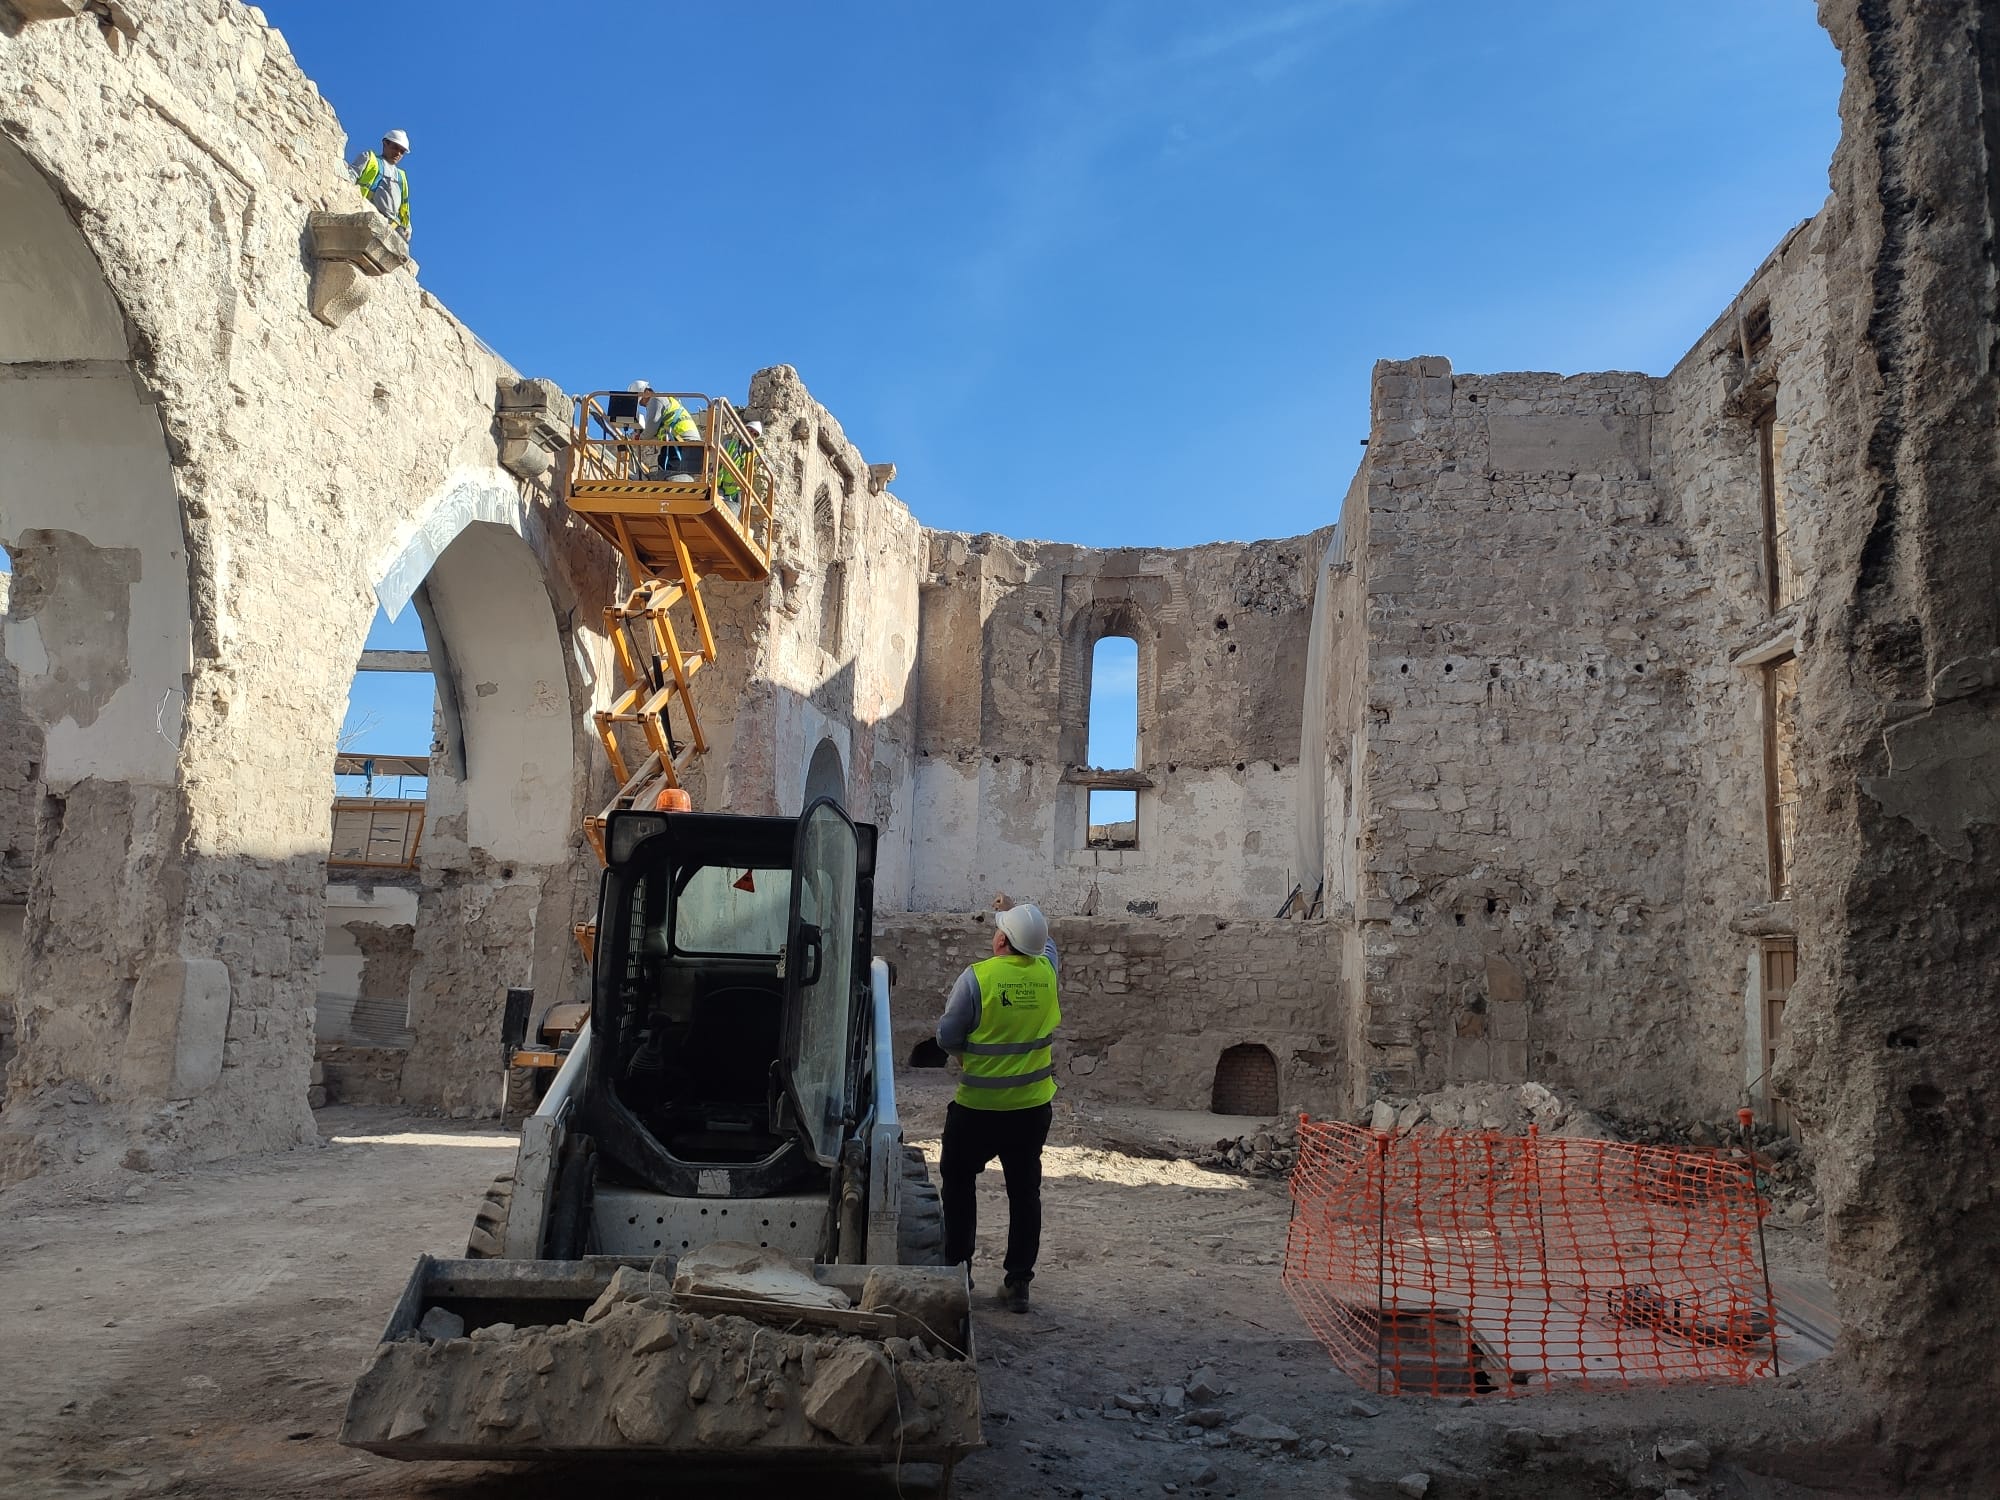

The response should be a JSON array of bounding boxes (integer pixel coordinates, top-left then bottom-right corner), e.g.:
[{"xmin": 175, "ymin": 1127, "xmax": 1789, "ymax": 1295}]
[{"xmin": 1212, "ymin": 1043, "xmax": 1280, "ymax": 1116}]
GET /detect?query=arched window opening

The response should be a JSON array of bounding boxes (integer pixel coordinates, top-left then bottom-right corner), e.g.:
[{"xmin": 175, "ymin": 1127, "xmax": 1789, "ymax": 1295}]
[
  {"xmin": 1211, "ymin": 1043, "xmax": 1280, "ymax": 1116},
  {"xmin": 1087, "ymin": 635, "xmax": 1138, "ymax": 849},
  {"xmin": 908, "ymin": 1038, "xmax": 949, "ymax": 1069}
]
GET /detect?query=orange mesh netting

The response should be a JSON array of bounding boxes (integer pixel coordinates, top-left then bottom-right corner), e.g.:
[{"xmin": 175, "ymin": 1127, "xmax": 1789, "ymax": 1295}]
[{"xmin": 1282, "ymin": 1120, "xmax": 1781, "ymax": 1396}]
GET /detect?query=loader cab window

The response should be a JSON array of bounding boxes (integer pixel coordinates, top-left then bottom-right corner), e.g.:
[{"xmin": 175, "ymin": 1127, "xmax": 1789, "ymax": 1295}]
[
  {"xmin": 606, "ymin": 851, "xmax": 793, "ymax": 1166},
  {"xmin": 670, "ymin": 865, "xmax": 791, "ymax": 956}
]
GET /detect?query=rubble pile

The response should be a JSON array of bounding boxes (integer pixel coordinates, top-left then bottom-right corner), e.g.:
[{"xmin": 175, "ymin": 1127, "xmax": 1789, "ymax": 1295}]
[
  {"xmin": 1193, "ymin": 1119, "xmax": 1299, "ymax": 1178},
  {"xmin": 1362, "ymin": 1081, "xmax": 1618, "ymax": 1140}
]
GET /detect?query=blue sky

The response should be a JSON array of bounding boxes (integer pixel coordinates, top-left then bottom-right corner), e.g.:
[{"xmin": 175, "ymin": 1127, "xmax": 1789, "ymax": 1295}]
[{"xmin": 254, "ymin": 0, "xmax": 1843, "ymax": 778}]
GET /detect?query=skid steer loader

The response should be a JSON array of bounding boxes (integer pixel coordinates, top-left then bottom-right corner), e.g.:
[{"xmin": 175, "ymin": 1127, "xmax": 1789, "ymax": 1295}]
[{"xmin": 340, "ymin": 799, "xmax": 981, "ymax": 1479}]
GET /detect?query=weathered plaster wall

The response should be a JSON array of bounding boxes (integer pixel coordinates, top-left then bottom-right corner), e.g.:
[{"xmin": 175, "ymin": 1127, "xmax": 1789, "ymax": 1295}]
[
  {"xmin": 907, "ymin": 527, "xmax": 1330, "ymax": 919},
  {"xmin": 876, "ymin": 911, "xmax": 1346, "ymax": 1114},
  {"xmin": 0, "ymin": 2, "xmax": 610, "ymax": 1173}
]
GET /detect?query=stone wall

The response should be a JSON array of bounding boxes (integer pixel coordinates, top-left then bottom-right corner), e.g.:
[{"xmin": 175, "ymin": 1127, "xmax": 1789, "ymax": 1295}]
[
  {"xmin": 1774, "ymin": 0, "xmax": 2000, "ymax": 1474},
  {"xmin": 1660, "ymin": 213, "xmax": 1832, "ymax": 1119},
  {"xmin": 1334, "ymin": 359, "xmax": 1736, "ymax": 1114},
  {"xmin": 0, "ymin": 2, "xmax": 612, "ymax": 1170},
  {"xmin": 906, "ymin": 527, "xmax": 1331, "ymax": 919},
  {"xmin": 875, "ymin": 911, "xmax": 1346, "ymax": 1115}
]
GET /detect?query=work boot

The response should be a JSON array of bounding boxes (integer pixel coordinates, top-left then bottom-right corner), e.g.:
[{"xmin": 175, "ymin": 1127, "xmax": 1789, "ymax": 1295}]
[{"xmin": 1001, "ymin": 1276, "xmax": 1030, "ymax": 1314}]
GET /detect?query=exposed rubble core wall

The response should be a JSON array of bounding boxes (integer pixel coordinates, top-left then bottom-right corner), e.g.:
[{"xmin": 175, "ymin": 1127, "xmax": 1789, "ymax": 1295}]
[
  {"xmin": 1776, "ymin": 0, "xmax": 2000, "ymax": 1477},
  {"xmin": 907, "ymin": 528, "xmax": 1331, "ymax": 918},
  {"xmin": 876, "ymin": 912, "xmax": 1346, "ymax": 1114},
  {"xmin": 0, "ymin": 3, "xmax": 611, "ymax": 1172}
]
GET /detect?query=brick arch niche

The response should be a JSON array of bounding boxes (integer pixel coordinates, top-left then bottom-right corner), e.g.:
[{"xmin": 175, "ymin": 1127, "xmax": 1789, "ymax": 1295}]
[{"xmin": 1212, "ymin": 1043, "xmax": 1281, "ymax": 1116}]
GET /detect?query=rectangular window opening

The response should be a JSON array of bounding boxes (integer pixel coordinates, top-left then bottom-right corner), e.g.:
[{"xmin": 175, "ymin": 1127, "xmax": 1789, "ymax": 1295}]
[
  {"xmin": 1742, "ymin": 303, "xmax": 1773, "ymax": 359},
  {"xmin": 1087, "ymin": 788, "xmax": 1137, "ymax": 850}
]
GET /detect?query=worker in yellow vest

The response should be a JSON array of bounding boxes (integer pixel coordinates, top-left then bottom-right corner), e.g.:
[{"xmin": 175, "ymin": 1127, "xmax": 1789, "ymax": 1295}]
[
  {"xmin": 936, "ymin": 895, "xmax": 1060, "ymax": 1313},
  {"xmin": 348, "ymin": 130, "xmax": 412, "ymax": 238}
]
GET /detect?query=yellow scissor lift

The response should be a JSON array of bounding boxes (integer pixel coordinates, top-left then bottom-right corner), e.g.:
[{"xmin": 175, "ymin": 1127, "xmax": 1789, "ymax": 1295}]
[{"xmin": 562, "ymin": 391, "xmax": 778, "ymax": 962}]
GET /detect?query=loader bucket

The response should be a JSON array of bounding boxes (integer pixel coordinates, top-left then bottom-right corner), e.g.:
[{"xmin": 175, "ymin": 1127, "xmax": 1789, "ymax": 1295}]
[{"xmin": 340, "ymin": 1254, "xmax": 981, "ymax": 1470}]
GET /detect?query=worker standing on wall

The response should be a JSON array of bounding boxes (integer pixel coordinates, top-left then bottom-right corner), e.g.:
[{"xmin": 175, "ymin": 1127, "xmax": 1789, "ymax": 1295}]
[
  {"xmin": 936, "ymin": 894, "xmax": 1061, "ymax": 1313},
  {"xmin": 349, "ymin": 129, "xmax": 412, "ymax": 238}
]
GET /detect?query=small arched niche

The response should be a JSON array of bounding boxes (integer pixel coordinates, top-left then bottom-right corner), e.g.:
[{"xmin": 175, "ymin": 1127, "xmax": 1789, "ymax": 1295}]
[{"xmin": 1211, "ymin": 1043, "xmax": 1280, "ymax": 1116}]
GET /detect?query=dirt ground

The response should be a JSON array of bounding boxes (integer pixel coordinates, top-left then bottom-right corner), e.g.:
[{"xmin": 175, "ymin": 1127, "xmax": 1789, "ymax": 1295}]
[{"xmin": 0, "ymin": 1076, "xmax": 1887, "ymax": 1500}]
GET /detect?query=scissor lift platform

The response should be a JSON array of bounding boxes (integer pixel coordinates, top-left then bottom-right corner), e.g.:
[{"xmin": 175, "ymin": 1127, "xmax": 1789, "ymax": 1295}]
[{"xmin": 563, "ymin": 392, "xmax": 779, "ymax": 860}]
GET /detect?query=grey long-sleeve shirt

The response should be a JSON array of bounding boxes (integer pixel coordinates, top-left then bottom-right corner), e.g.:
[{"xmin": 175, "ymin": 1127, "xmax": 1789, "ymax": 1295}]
[{"xmin": 936, "ymin": 940, "xmax": 1060, "ymax": 1053}]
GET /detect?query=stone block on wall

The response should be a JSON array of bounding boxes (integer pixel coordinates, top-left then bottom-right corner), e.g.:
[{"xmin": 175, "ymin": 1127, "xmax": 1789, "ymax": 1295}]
[{"xmin": 120, "ymin": 956, "xmax": 232, "ymax": 1096}]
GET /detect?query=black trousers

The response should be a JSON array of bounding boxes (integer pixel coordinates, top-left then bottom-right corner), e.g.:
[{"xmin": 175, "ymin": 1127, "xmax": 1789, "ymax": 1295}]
[{"xmin": 940, "ymin": 1100, "xmax": 1053, "ymax": 1283}]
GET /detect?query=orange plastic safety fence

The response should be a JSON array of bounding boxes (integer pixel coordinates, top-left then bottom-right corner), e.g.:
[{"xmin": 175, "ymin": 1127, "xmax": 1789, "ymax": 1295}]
[{"xmin": 1282, "ymin": 1121, "xmax": 1779, "ymax": 1396}]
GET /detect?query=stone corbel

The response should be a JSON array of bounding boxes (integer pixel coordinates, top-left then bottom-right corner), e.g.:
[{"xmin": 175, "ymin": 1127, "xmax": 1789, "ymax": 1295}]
[
  {"xmin": 867, "ymin": 462, "xmax": 897, "ymax": 494},
  {"xmin": 494, "ymin": 378, "xmax": 571, "ymax": 481},
  {"xmin": 306, "ymin": 210, "xmax": 411, "ymax": 328}
]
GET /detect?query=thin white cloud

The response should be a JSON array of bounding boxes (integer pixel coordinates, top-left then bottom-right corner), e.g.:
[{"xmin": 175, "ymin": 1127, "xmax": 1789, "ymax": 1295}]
[{"xmin": 950, "ymin": 1, "xmax": 1394, "ymax": 319}]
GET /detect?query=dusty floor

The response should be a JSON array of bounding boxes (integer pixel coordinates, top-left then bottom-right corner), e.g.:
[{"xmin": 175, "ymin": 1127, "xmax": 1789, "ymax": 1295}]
[{"xmin": 0, "ymin": 1078, "xmax": 1879, "ymax": 1500}]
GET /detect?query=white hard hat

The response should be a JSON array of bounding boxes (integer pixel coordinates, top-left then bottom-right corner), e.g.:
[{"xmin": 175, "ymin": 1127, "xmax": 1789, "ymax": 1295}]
[
  {"xmin": 995, "ymin": 903, "xmax": 1049, "ymax": 957},
  {"xmin": 628, "ymin": 379, "xmax": 652, "ymax": 392},
  {"xmin": 745, "ymin": 420, "xmax": 764, "ymax": 436},
  {"xmin": 383, "ymin": 129, "xmax": 410, "ymax": 152}
]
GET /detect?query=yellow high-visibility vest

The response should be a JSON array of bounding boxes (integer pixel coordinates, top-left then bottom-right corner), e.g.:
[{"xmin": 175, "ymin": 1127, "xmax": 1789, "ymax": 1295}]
[
  {"xmin": 955, "ymin": 953, "xmax": 1060, "ymax": 1110},
  {"xmin": 353, "ymin": 152, "xmax": 411, "ymax": 235}
]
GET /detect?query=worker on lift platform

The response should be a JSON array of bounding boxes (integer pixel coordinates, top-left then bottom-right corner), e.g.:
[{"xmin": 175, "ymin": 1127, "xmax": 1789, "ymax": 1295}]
[{"xmin": 629, "ymin": 379, "xmax": 701, "ymax": 480}]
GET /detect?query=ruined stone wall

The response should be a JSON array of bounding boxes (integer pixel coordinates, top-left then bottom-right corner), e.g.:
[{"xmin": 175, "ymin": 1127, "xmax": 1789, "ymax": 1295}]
[
  {"xmin": 1773, "ymin": 0, "xmax": 2000, "ymax": 1475},
  {"xmin": 1660, "ymin": 215, "xmax": 1833, "ymax": 1119},
  {"xmin": 875, "ymin": 911, "xmax": 1347, "ymax": 1114},
  {"xmin": 906, "ymin": 527, "xmax": 1331, "ymax": 919},
  {"xmin": 0, "ymin": 2, "xmax": 611, "ymax": 1169},
  {"xmin": 1344, "ymin": 359, "xmax": 1739, "ymax": 1116},
  {"xmin": 672, "ymin": 368, "xmax": 924, "ymax": 895}
]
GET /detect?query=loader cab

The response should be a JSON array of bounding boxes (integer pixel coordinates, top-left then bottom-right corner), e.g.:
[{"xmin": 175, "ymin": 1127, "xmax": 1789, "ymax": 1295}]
[{"xmin": 578, "ymin": 800, "xmax": 877, "ymax": 1204}]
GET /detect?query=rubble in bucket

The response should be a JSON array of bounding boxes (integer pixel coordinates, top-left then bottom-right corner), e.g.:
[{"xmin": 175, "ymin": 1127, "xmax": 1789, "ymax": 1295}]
[{"xmin": 340, "ymin": 1244, "xmax": 981, "ymax": 1461}]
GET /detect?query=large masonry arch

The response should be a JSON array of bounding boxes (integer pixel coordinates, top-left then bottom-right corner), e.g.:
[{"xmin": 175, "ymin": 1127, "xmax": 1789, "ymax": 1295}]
[{"xmin": 0, "ymin": 26, "xmax": 616, "ymax": 1174}]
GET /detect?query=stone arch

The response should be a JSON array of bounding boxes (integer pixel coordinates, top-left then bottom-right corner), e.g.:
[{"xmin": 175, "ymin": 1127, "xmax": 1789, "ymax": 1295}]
[
  {"xmin": 803, "ymin": 736, "xmax": 847, "ymax": 811},
  {"xmin": 375, "ymin": 501, "xmax": 595, "ymax": 1114},
  {"xmin": 1057, "ymin": 596, "xmax": 1160, "ymax": 770},
  {"xmin": 0, "ymin": 134, "xmax": 200, "ymax": 1151}
]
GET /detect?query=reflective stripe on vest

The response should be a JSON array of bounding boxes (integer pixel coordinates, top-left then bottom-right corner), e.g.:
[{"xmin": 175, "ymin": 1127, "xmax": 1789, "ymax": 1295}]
[{"xmin": 954, "ymin": 952, "xmax": 1060, "ymax": 1110}]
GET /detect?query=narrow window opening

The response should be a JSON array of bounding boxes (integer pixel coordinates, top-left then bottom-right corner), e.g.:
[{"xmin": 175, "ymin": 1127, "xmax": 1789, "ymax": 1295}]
[
  {"xmin": 1086, "ymin": 635, "xmax": 1138, "ymax": 849},
  {"xmin": 1756, "ymin": 407, "xmax": 1798, "ymax": 612},
  {"xmin": 819, "ymin": 560, "xmax": 846, "ymax": 655},
  {"xmin": 1760, "ymin": 937, "xmax": 1797, "ymax": 1134},
  {"xmin": 1763, "ymin": 654, "xmax": 1800, "ymax": 900}
]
